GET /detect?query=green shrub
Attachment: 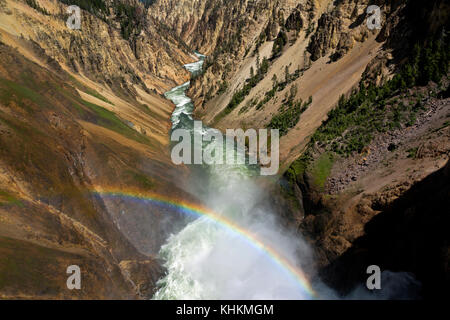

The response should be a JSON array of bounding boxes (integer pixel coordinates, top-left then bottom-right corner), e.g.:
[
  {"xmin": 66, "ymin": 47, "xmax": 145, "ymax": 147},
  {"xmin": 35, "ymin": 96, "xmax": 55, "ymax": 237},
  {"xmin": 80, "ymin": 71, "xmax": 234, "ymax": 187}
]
[
  {"xmin": 266, "ymin": 97, "xmax": 312, "ymax": 136},
  {"xmin": 219, "ymin": 57, "xmax": 271, "ymax": 117},
  {"xmin": 26, "ymin": 0, "xmax": 50, "ymax": 15}
]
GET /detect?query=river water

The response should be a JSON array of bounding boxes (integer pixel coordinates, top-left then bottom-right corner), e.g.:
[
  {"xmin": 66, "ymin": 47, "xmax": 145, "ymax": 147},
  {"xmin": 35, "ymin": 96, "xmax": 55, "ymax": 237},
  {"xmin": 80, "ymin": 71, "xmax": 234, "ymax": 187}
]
[{"xmin": 152, "ymin": 53, "xmax": 313, "ymax": 300}]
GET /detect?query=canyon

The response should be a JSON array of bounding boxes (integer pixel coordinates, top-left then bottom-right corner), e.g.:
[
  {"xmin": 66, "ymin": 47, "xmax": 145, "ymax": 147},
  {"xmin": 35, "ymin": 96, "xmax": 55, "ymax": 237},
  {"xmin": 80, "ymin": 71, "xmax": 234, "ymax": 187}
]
[{"xmin": 0, "ymin": 0, "xmax": 448, "ymax": 299}]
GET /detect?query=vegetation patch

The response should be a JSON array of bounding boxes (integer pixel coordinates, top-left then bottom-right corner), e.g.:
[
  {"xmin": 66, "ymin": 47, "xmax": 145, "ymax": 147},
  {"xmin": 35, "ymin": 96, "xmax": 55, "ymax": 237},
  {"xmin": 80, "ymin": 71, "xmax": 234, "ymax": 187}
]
[
  {"xmin": 58, "ymin": 0, "xmax": 107, "ymax": 17},
  {"xmin": 266, "ymin": 94, "xmax": 312, "ymax": 136},
  {"xmin": 69, "ymin": 76, "xmax": 113, "ymax": 105},
  {"xmin": 114, "ymin": 1, "xmax": 144, "ymax": 40},
  {"xmin": 125, "ymin": 170, "xmax": 155, "ymax": 191},
  {"xmin": 253, "ymin": 65, "xmax": 305, "ymax": 112},
  {"xmin": 407, "ymin": 147, "xmax": 419, "ymax": 159},
  {"xmin": 285, "ymin": 154, "xmax": 309, "ymax": 186},
  {"xmin": 1, "ymin": 72, "xmax": 152, "ymax": 147},
  {"xmin": 138, "ymin": 103, "xmax": 165, "ymax": 123},
  {"xmin": 311, "ymin": 34, "xmax": 449, "ymax": 155},
  {"xmin": 0, "ymin": 78, "xmax": 50, "ymax": 113},
  {"xmin": 25, "ymin": 0, "xmax": 50, "ymax": 15},
  {"xmin": 310, "ymin": 153, "xmax": 334, "ymax": 190},
  {"xmin": 81, "ymin": 100, "xmax": 150, "ymax": 145},
  {"xmin": 0, "ymin": 189, "xmax": 22, "ymax": 207},
  {"xmin": 213, "ymin": 53, "xmax": 270, "ymax": 122},
  {"xmin": 286, "ymin": 31, "xmax": 449, "ymax": 189}
]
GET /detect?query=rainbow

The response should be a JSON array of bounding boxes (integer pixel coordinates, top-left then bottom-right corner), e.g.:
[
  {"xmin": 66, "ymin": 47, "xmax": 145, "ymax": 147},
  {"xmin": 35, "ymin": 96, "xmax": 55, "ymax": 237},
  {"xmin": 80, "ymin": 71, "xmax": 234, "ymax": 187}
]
[{"xmin": 92, "ymin": 187, "xmax": 318, "ymax": 299}]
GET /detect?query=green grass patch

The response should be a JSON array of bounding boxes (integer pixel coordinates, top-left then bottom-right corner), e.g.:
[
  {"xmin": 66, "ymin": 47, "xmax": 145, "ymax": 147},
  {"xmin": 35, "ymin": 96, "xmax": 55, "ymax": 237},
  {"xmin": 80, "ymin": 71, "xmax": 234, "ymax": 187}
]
[
  {"xmin": 0, "ymin": 189, "xmax": 23, "ymax": 207},
  {"xmin": 125, "ymin": 170, "xmax": 155, "ymax": 190},
  {"xmin": 212, "ymin": 109, "xmax": 228, "ymax": 126},
  {"xmin": 82, "ymin": 88, "xmax": 113, "ymax": 105},
  {"xmin": 81, "ymin": 100, "xmax": 150, "ymax": 145},
  {"xmin": 138, "ymin": 103, "xmax": 165, "ymax": 122},
  {"xmin": 0, "ymin": 78, "xmax": 49, "ymax": 113},
  {"xmin": 68, "ymin": 76, "xmax": 113, "ymax": 105},
  {"xmin": 286, "ymin": 155, "xmax": 309, "ymax": 184},
  {"xmin": 310, "ymin": 153, "xmax": 334, "ymax": 190},
  {"xmin": 1, "ymin": 74, "xmax": 151, "ymax": 147}
]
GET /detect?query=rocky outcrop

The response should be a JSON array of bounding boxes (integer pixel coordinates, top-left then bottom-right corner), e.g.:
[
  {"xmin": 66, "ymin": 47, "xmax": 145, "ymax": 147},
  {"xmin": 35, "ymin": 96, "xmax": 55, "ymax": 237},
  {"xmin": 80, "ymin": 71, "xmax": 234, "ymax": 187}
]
[
  {"xmin": 282, "ymin": 74, "xmax": 450, "ymax": 298},
  {"xmin": 363, "ymin": 0, "xmax": 450, "ymax": 85},
  {"xmin": 151, "ymin": 0, "xmax": 304, "ymax": 106},
  {"xmin": 321, "ymin": 159, "xmax": 450, "ymax": 298},
  {"xmin": 307, "ymin": 0, "xmax": 380, "ymax": 62},
  {"xmin": 152, "ymin": 0, "xmax": 274, "ymax": 54},
  {"xmin": 119, "ymin": 260, "xmax": 163, "ymax": 299},
  {"xmin": 0, "ymin": 0, "xmax": 192, "ymax": 95}
]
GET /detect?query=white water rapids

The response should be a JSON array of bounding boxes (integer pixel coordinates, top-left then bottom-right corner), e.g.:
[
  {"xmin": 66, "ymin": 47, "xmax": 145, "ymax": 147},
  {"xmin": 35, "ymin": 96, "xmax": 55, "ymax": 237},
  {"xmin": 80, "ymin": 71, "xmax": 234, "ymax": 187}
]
[{"xmin": 152, "ymin": 53, "xmax": 315, "ymax": 300}]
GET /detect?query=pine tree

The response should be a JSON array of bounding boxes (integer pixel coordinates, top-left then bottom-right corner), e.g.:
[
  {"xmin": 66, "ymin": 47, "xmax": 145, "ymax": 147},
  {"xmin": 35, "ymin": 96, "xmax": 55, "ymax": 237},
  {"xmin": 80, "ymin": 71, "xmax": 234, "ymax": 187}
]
[
  {"xmin": 256, "ymin": 52, "xmax": 261, "ymax": 71},
  {"xmin": 285, "ymin": 66, "xmax": 290, "ymax": 83},
  {"xmin": 272, "ymin": 74, "xmax": 278, "ymax": 88}
]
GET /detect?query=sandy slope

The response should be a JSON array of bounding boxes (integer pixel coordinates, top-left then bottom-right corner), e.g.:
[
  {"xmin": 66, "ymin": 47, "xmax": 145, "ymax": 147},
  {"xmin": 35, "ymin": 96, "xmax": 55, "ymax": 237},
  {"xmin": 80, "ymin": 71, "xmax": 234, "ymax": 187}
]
[
  {"xmin": 0, "ymin": 0, "xmax": 181, "ymax": 152},
  {"xmin": 0, "ymin": 0, "xmax": 198, "ymax": 298},
  {"xmin": 281, "ymin": 35, "xmax": 382, "ymax": 165},
  {"xmin": 202, "ymin": 32, "xmax": 381, "ymax": 167}
]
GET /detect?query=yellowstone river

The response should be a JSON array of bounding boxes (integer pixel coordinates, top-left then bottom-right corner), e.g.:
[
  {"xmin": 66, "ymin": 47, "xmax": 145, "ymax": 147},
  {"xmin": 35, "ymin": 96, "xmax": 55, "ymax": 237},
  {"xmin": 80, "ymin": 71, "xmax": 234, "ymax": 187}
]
[{"xmin": 152, "ymin": 53, "xmax": 315, "ymax": 300}]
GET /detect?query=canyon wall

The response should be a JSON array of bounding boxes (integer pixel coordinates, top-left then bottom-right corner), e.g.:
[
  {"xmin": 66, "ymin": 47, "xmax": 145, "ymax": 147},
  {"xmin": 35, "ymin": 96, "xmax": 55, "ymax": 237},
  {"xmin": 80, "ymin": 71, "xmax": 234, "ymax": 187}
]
[{"xmin": 0, "ymin": 0, "xmax": 198, "ymax": 299}]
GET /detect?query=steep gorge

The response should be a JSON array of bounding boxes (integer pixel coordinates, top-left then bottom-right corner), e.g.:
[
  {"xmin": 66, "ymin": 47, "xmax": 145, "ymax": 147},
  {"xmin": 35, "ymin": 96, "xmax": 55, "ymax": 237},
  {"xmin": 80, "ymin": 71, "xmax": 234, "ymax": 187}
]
[
  {"xmin": 151, "ymin": 0, "xmax": 391, "ymax": 164},
  {"xmin": 152, "ymin": 0, "xmax": 449, "ymax": 165},
  {"xmin": 151, "ymin": 0, "xmax": 450, "ymax": 298},
  {"xmin": 0, "ymin": 0, "xmax": 200, "ymax": 299},
  {"xmin": 0, "ymin": 0, "xmax": 448, "ymax": 300}
]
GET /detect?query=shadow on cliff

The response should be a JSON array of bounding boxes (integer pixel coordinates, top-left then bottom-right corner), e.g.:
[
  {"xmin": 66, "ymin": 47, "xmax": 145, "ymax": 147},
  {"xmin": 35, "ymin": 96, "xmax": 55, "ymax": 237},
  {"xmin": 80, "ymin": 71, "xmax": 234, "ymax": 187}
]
[{"xmin": 320, "ymin": 160, "xmax": 449, "ymax": 299}]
